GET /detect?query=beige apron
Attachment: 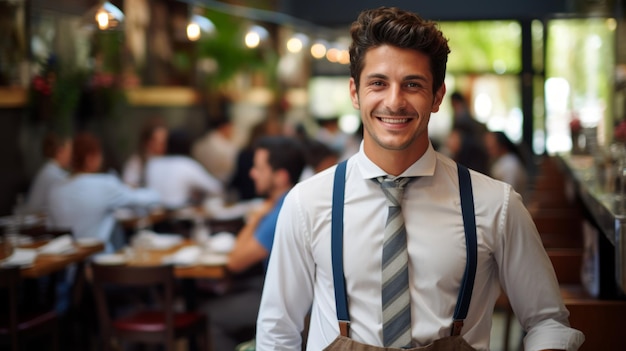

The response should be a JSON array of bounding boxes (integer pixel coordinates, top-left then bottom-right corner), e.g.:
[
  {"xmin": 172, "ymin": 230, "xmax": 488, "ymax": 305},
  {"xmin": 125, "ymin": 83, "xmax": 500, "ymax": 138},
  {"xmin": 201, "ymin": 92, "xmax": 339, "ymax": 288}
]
[
  {"xmin": 323, "ymin": 334, "xmax": 475, "ymax": 351},
  {"xmin": 323, "ymin": 161, "xmax": 478, "ymax": 351}
]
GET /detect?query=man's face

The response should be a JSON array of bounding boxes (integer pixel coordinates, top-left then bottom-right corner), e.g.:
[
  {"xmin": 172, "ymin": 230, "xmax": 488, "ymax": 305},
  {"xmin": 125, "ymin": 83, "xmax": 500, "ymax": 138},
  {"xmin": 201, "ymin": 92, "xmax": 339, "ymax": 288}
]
[
  {"xmin": 250, "ymin": 148, "xmax": 274, "ymax": 197},
  {"xmin": 350, "ymin": 45, "xmax": 445, "ymax": 157}
]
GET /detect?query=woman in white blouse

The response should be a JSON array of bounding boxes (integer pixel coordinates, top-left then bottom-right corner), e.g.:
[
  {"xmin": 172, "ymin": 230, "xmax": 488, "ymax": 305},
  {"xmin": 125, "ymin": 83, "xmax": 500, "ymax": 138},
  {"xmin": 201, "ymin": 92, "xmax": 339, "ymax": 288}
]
[
  {"xmin": 145, "ymin": 129, "xmax": 224, "ymax": 209},
  {"xmin": 122, "ymin": 119, "xmax": 168, "ymax": 188}
]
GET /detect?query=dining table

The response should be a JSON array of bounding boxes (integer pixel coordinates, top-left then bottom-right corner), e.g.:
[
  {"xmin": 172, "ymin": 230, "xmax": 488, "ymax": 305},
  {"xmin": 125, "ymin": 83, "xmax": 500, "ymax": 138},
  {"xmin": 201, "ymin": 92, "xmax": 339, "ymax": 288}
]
[
  {"xmin": 118, "ymin": 238, "xmax": 229, "ymax": 280},
  {"xmin": 20, "ymin": 239, "xmax": 105, "ymax": 278}
]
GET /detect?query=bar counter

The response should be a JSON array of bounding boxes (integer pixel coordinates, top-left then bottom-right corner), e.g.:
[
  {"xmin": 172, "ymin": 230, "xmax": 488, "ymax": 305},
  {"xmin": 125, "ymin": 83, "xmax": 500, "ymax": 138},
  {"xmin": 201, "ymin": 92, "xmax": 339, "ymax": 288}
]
[{"xmin": 557, "ymin": 153, "xmax": 626, "ymax": 295}]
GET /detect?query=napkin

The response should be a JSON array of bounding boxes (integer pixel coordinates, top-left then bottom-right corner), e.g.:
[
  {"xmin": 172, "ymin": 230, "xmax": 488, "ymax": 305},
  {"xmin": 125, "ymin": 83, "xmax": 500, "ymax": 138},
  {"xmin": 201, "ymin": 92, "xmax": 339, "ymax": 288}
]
[
  {"xmin": 207, "ymin": 232, "xmax": 236, "ymax": 253},
  {"xmin": 38, "ymin": 234, "xmax": 76, "ymax": 255},
  {"xmin": 1, "ymin": 248, "xmax": 38, "ymax": 267},
  {"xmin": 162, "ymin": 246, "xmax": 201, "ymax": 266},
  {"xmin": 134, "ymin": 230, "xmax": 182, "ymax": 250}
]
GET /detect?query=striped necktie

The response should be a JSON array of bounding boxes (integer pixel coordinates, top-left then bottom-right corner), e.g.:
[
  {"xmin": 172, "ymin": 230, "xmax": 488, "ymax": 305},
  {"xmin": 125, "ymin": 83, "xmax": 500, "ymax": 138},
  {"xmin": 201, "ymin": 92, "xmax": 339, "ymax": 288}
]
[{"xmin": 378, "ymin": 176, "xmax": 413, "ymax": 348}]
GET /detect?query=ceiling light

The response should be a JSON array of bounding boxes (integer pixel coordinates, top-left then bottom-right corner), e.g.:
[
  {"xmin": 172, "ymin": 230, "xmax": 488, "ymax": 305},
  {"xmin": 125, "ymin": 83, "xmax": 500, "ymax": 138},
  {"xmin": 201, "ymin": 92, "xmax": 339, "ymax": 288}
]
[
  {"xmin": 310, "ymin": 40, "xmax": 328, "ymax": 59},
  {"xmin": 245, "ymin": 25, "xmax": 269, "ymax": 48},
  {"xmin": 286, "ymin": 33, "xmax": 309, "ymax": 54},
  {"xmin": 82, "ymin": 1, "xmax": 124, "ymax": 31},
  {"xmin": 187, "ymin": 14, "xmax": 216, "ymax": 41}
]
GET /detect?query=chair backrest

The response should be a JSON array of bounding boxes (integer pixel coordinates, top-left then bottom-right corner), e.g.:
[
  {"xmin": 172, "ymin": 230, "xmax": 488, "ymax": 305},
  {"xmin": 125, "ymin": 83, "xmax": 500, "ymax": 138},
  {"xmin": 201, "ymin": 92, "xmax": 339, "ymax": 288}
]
[
  {"xmin": 90, "ymin": 264, "xmax": 176, "ymax": 348},
  {"xmin": 0, "ymin": 266, "xmax": 20, "ymax": 351}
]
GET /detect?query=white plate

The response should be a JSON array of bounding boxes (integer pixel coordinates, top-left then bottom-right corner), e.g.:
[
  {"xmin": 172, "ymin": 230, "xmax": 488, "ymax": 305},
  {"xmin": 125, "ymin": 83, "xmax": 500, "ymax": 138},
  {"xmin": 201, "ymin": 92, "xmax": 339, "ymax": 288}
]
[
  {"xmin": 75, "ymin": 238, "xmax": 103, "ymax": 247},
  {"xmin": 93, "ymin": 254, "xmax": 126, "ymax": 265},
  {"xmin": 207, "ymin": 232, "xmax": 236, "ymax": 254}
]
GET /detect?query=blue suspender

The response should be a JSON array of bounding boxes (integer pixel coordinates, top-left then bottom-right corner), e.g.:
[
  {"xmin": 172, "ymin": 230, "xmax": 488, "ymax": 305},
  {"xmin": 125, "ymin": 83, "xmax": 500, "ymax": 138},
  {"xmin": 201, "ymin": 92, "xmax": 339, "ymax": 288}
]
[
  {"xmin": 331, "ymin": 160, "xmax": 477, "ymax": 338},
  {"xmin": 332, "ymin": 160, "xmax": 350, "ymax": 331},
  {"xmin": 452, "ymin": 164, "xmax": 478, "ymax": 336}
]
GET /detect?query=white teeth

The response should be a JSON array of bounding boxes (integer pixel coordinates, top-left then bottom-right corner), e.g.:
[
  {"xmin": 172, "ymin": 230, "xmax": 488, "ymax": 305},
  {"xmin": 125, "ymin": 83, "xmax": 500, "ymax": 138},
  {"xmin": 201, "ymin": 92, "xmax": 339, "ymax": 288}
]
[{"xmin": 380, "ymin": 118, "xmax": 409, "ymax": 124}]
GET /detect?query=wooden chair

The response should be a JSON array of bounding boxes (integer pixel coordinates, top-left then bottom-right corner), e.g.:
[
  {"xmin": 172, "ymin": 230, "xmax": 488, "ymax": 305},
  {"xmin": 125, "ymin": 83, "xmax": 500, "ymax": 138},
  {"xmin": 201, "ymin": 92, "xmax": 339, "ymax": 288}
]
[
  {"xmin": 0, "ymin": 266, "xmax": 59, "ymax": 351},
  {"xmin": 90, "ymin": 263, "xmax": 209, "ymax": 351}
]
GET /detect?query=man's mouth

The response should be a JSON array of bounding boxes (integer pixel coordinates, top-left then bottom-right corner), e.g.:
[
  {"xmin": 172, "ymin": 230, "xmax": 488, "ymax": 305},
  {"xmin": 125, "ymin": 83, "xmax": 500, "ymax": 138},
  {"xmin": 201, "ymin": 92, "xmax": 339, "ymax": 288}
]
[{"xmin": 378, "ymin": 117, "xmax": 410, "ymax": 124}]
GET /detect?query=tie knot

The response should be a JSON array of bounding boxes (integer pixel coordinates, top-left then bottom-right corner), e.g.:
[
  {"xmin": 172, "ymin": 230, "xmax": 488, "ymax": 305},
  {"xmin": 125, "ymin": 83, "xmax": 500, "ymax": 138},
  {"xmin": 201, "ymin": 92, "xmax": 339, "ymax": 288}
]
[{"xmin": 377, "ymin": 176, "xmax": 411, "ymax": 206}]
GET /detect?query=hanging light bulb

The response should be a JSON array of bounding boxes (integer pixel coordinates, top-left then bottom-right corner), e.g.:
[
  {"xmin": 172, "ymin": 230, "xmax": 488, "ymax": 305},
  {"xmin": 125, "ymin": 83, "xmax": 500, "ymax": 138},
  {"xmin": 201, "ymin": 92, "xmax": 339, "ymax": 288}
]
[
  {"xmin": 310, "ymin": 39, "xmax": 328, "ymax": 59},
  {"xmin": 82, "ymin": 1, "xmax": 125, "ymax": 31},
  {"xmin": 286, "ymin": 33, "xmax": 309, "ymax": 54},
  {"xmin": 187, "ymin": 14, "xmax": 216, "ymax": 41},
  {"xmin": 244, "ymin": 25, "xmax": 269, "ymax": 49}
]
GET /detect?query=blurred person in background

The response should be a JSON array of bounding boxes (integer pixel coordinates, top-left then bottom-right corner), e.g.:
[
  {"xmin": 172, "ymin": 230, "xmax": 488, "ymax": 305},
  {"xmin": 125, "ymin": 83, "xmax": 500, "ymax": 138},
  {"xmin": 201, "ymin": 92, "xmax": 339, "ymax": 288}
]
[
  {"xmin": 48, "ymin": 132, "xmax": 160, "ymax": 253},
  {"xmin": 299, "ymin": 138, "xmax": 340, "ymax": 181},
  {"xmin": 315, "ymin": 115, "xmax": 360, "ymax": 161},
  {"xmin": 25, "ymin": 132, "xmax": 73, "ymax": 215},
  {"xmin": 450, "ymin": 91, "xmax": 487, "ymax": 139},
  {"xmin": 146, "ymin": 128, "xmax": 223, "ymax": 209},
  {"xmin": 122, "ymin": 118, "xmax": 168, "ymax": 188},
  {"xmin": 193, "ymin": 109, "xmax": 239, "ymax": 185},
  {"xmin": 444, "ymin": 126, "xmax": 490, "ymax": 175},
  {"xmin": 202, "ymin": 135, "xmax": 306, "ymax": 351},
  {"xmin": 228, "ymin": 119, "xmax": 283, "ymax": 202},
  {"xmin": 484, "ymin": 131, "xmax": 529, "ymax": 201}
]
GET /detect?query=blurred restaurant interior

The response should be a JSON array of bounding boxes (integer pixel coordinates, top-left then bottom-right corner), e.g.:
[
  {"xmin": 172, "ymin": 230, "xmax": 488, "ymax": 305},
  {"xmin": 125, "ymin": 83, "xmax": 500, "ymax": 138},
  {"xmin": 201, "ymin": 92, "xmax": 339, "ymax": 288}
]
[{"xmin": 1, "ymin": 0, "xmax": 626, "ymax": 350}]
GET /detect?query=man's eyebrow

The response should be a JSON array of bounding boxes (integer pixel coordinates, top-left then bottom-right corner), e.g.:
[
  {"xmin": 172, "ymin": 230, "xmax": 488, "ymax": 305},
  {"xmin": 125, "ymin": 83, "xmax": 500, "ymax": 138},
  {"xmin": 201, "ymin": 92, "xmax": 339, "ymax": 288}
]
[
  {"xmin": 364, "ymin": 73, "xmax": 388, "ymax": 80},
  {"xmin": 404, "ymin": 74, "xmax": 429, "ymax": 82},
  {"xmin": 364, "ymin": 73, "xmax": 429, "ymax": 82}
]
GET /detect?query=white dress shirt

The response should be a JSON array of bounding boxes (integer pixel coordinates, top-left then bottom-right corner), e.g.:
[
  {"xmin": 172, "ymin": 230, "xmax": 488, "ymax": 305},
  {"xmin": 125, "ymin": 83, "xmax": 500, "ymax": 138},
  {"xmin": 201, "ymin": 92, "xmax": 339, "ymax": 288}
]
[
  {"xmin": 145, "ymin": 155, "xmax": 223, "ymax": 209},
  {"xmin": 47, "ymin": 173, "xmax": 160, "ymax": 253},
  {"xmin": 490, "ymin": 153, "xmax": 528, "ymax": 202},
  {"xmin": 256, "ymin": 143, "xmax": 584, "ymax": 351},
  {"xmin": 26, "ymin": 160, "xmax": 68, "ymax": 214}
]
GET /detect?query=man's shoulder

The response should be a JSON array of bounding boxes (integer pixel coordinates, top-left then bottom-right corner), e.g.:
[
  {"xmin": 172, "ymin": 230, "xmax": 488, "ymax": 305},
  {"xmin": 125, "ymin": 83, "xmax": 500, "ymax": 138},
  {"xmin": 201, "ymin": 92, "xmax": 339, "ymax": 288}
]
[{"xmin": 293, "ymin": 164, "xmax": 338, "ymax": 191}]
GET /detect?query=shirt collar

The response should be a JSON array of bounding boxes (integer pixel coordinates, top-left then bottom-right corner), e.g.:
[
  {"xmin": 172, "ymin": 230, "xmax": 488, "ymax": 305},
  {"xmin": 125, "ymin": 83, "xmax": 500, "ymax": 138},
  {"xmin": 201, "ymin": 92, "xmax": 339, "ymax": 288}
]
[{"xmin": 354, "ymin": 141, "xmax": 437, "ymax": 180}]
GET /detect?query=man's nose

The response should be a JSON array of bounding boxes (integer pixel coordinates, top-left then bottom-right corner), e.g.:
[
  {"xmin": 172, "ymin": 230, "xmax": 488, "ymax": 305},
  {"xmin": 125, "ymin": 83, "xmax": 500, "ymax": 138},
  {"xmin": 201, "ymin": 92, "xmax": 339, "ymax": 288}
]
[{"xmin": 384, "ymin": 85, "xmax": 406, "ymax": 111}]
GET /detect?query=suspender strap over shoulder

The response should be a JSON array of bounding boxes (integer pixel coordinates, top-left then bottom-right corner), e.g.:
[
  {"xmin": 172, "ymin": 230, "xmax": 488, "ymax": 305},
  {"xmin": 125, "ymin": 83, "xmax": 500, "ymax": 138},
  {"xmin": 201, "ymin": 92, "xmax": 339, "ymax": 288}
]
[
  {"xmin": 332, "ymin": 160, "xmax": 350, "ymax": 334},
  {"xmin": 452, "ymin": 164, "xmax": 478, "ymax": 336},
  {"xmin": 331, "ymin": 161, "xmax": 478, "ymax": 338}
]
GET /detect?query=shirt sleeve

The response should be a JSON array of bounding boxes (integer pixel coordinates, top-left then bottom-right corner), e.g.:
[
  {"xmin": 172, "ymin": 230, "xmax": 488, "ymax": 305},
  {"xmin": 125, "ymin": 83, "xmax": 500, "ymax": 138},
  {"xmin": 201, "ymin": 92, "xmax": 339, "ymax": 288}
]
[
  {"xmin": 256, "ymin": 187, "xmax": 316, "ymax": 350},
  {"xmin": 496, "ymin": 187, "xmax": 585, "ymax": 351},
  {"xmin": 103, "ymin": 175, "xmax": 161, "ymax": 209}
]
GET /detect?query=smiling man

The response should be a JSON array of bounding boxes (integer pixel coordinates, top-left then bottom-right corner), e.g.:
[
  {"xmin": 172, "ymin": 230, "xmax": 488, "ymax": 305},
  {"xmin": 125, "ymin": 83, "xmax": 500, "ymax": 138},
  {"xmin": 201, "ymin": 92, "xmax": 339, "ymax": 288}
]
[{"xmin": 256, "ymin": 6, "xmax": 584, "ymax": 351}]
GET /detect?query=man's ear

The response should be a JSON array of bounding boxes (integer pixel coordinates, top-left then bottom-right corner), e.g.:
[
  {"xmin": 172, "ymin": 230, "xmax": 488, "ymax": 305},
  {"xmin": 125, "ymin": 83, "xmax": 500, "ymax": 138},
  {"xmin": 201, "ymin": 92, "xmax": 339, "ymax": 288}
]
[
  {"xmin": 275, "ymin": 168, "xmax": 291, "ymax": 186},
  {"xmin": 431, "ymin": 83, "xmax": 446, "ymax": 113},
  {"xmin": 349, "ymin": 78, "xmax": 360, "ymax": 110}
]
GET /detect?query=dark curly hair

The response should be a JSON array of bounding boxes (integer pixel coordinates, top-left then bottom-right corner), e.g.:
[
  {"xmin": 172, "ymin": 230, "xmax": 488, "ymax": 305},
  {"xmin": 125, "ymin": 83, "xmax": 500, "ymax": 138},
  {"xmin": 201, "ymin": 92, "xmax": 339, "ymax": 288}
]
[{"xmin": 349, "ymin": 7, "xmax": 450, "ymax": 94}]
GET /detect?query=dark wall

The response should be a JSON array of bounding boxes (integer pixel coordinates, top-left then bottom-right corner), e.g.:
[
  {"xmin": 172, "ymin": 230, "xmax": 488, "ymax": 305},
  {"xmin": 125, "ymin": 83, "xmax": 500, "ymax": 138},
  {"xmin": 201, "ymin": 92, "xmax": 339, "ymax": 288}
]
[{"xmin": 283, "ymin": 0, "xmax": 572, "ymax": 26}]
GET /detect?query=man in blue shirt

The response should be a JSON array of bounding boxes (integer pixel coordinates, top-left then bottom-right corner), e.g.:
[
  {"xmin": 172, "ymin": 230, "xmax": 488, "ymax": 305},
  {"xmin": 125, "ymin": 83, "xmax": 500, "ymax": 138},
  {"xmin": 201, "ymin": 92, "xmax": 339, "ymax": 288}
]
[{"xmin": 202, "ymin": 135, "xmax": 306, "ymax": 350}]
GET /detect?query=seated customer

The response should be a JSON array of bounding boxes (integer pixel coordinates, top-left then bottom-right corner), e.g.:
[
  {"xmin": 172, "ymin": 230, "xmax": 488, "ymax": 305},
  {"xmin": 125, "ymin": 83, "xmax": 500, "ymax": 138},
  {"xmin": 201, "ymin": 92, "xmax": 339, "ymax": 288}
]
[
  {"xmin": 25, "ymin": 132, "xmax": 73, "ymax": 215},
  {"xmin": 484, "ymin": 131, "xmax": 529, "ymax": 201},
  {"xmin": 47, "ymin": 132, "xmax": 160, "ymax": 253},
  {"xmin": 202, "ymin": 135, "xmax": 306, "ymax": 350},
  {"xmin": 145, "ymin": 129, "xmax": 223, "ymax": 209},
  {"xmin": 122, "ymin": 118, "xmax": 168, "ymax": 188}
]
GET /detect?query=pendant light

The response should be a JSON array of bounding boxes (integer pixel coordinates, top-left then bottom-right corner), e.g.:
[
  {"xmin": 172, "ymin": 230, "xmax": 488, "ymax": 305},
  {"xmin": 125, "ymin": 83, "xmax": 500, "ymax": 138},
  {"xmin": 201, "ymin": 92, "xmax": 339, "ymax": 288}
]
[{"xmin": 82, "ymin": 1, "xmax": 125, "ymax": 31}]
